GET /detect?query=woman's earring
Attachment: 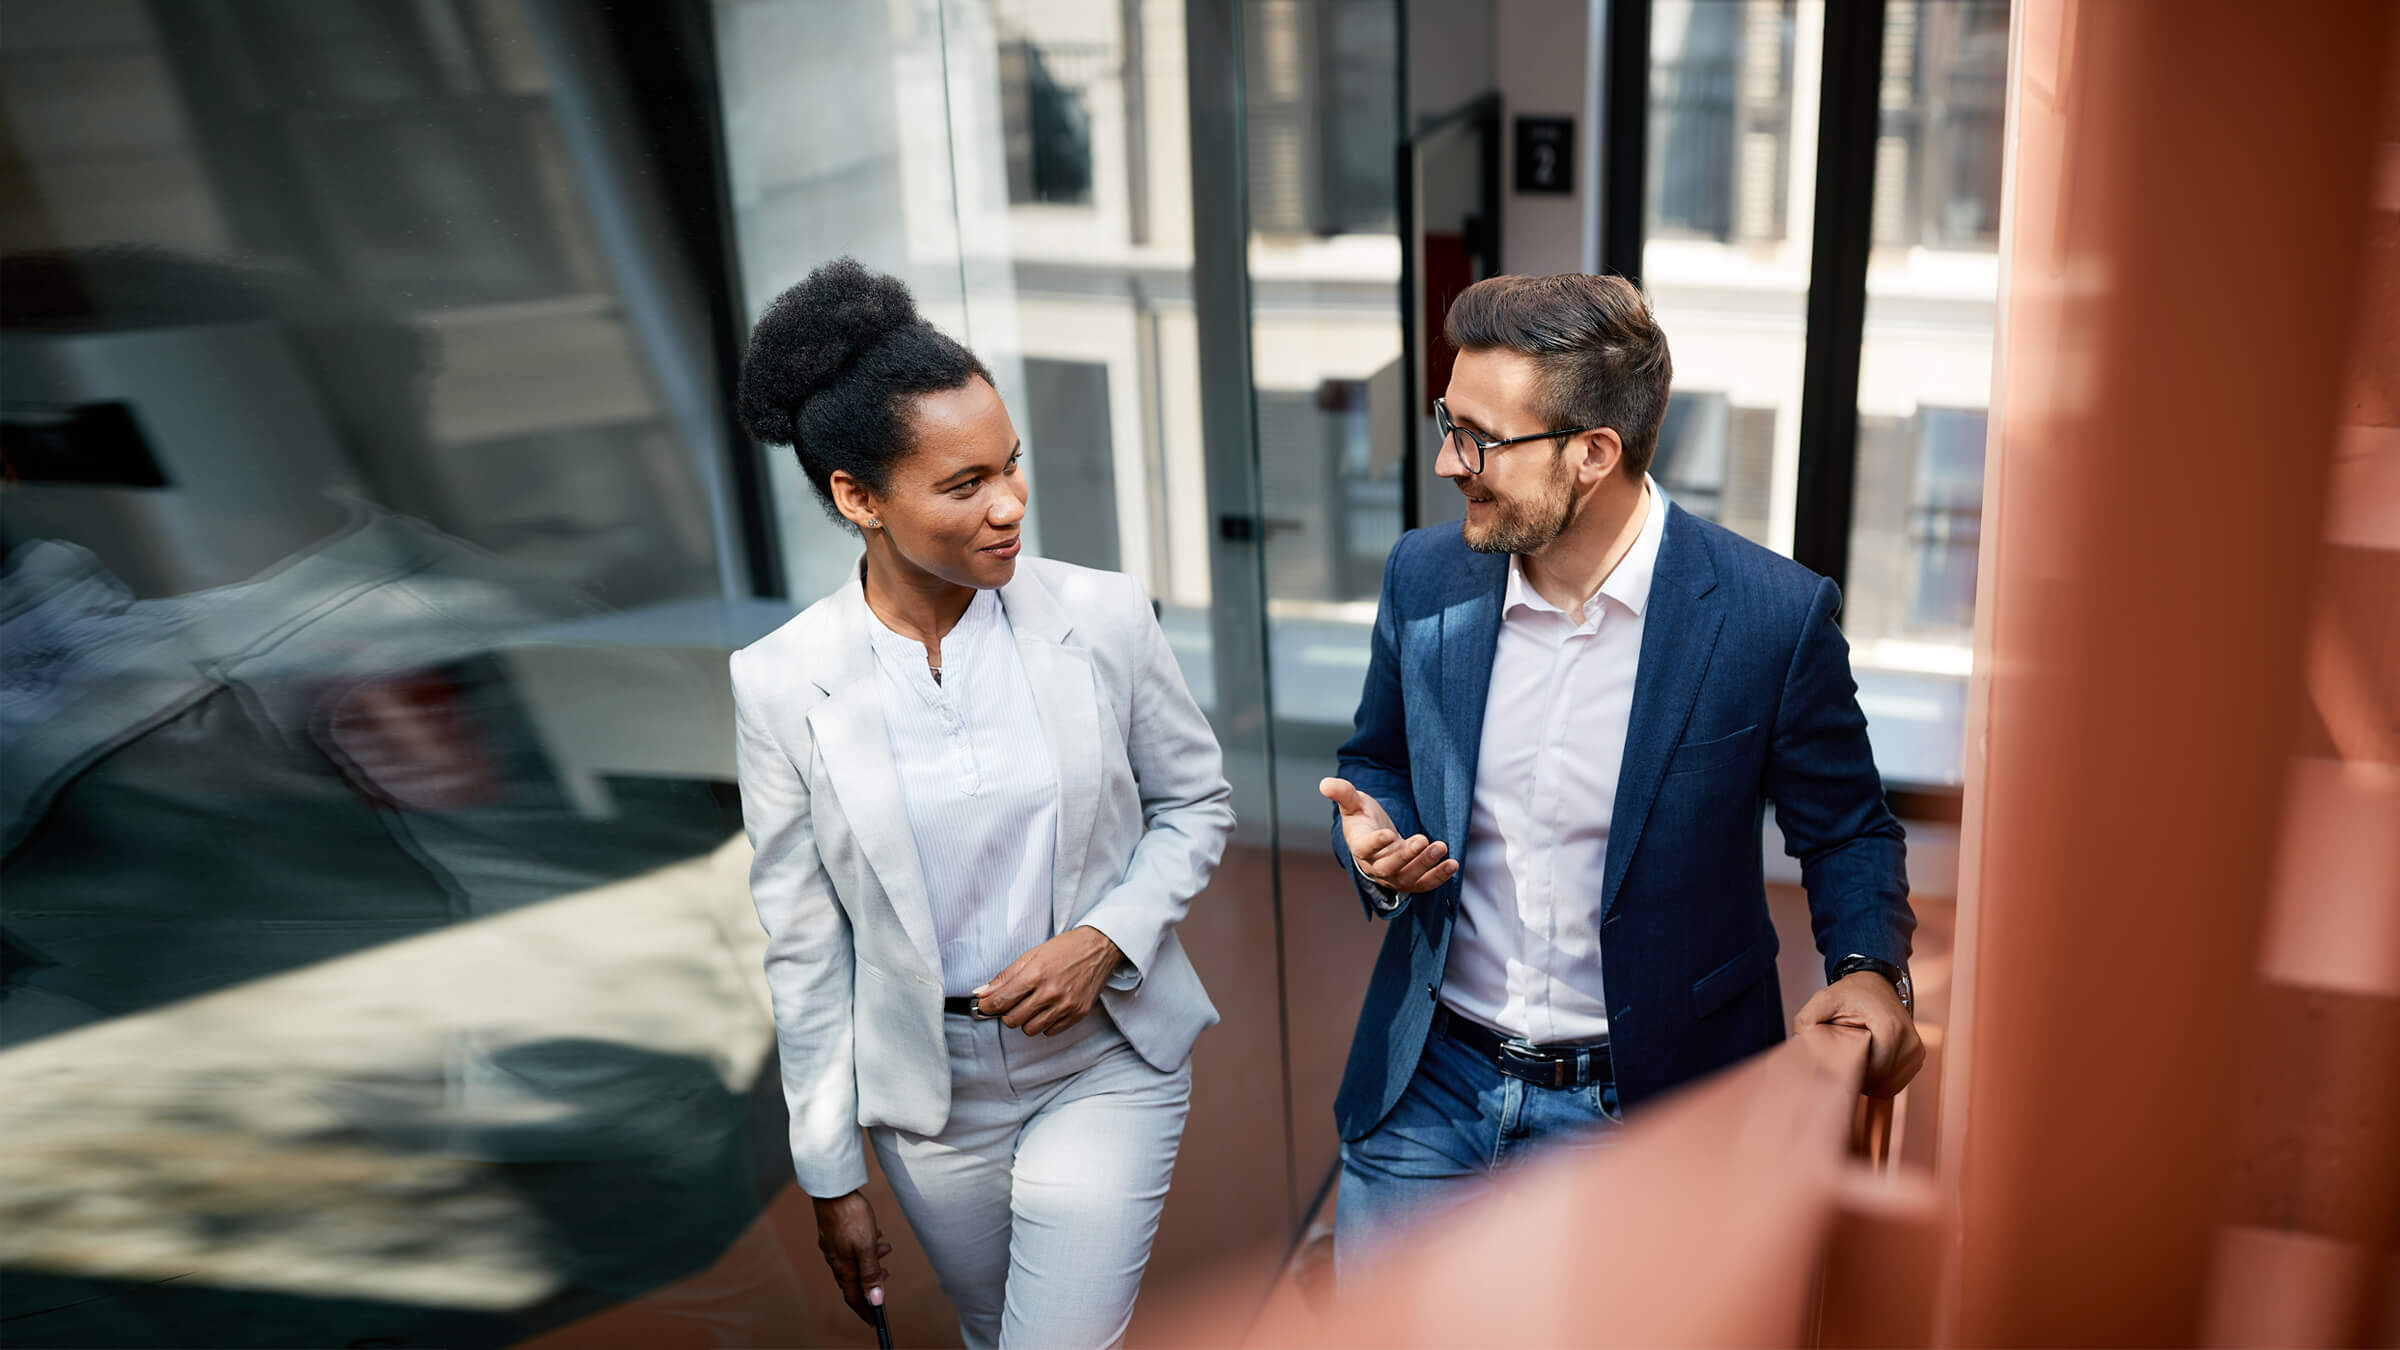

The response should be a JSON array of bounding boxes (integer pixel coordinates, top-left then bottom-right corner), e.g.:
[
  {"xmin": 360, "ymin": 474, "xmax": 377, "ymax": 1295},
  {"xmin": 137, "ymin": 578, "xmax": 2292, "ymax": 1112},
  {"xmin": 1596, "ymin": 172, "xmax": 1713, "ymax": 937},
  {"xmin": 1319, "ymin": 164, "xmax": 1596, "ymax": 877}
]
[{"xmin": 865, "ymin": 517, "xmax": 880, "ymax": 529}]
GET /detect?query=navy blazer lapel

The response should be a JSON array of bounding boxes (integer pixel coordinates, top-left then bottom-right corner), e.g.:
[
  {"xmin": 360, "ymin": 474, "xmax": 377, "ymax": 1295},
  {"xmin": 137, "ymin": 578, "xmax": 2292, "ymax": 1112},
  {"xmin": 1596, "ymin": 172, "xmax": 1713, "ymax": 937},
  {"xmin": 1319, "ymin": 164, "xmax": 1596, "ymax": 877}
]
[
  {"xmin": 1600, "ymin": 504, "xmax": 1723, "ymax": 918},
  {"xmin": 1436, "ymin": 548, "xmax": 1510, "ymax": 852}
]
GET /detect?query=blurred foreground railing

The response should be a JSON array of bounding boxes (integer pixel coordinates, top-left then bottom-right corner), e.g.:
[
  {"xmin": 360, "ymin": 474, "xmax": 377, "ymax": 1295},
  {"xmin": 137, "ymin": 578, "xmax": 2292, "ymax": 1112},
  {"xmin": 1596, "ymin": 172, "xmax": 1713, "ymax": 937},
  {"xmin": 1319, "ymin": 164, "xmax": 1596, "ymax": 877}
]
[{"xmin": 1148, "ymin": 1025, "xmax": 1942, "ymax": 1349}]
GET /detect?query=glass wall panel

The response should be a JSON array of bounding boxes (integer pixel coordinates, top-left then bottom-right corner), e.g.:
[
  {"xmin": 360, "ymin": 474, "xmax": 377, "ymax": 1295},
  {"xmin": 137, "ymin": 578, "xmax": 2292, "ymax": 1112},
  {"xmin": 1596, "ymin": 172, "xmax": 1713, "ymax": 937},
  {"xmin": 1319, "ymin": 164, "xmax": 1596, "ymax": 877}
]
[
  {"xmin": 1403, "ymin": 99, "xmax": 1501, "ymax": 538},
  {"xmin": 0, "ymin": 2, "xmax": 793, "ymax": 1345},
  {"xmin": 714, "ymin": 0, "xmax": 1316, "ymax": 1329},
  {"xmin": 1243, "ymin": 0, "xmax": 1405, "ymax": 730},
  {"xmin": 1241, "ymin": 0, "xmax": 1409, "ymax": 1223},
  {"xmin": 2, "ymin": 0, "xmax": 1408, "ymax": 1340},
  {"xmin": 1642, "ymin": 0, "xmax": 1822, "ymax": 551},
  {"xmin": 1845, "ymin": 0, "xmax": 2007, "ymax": 787}
]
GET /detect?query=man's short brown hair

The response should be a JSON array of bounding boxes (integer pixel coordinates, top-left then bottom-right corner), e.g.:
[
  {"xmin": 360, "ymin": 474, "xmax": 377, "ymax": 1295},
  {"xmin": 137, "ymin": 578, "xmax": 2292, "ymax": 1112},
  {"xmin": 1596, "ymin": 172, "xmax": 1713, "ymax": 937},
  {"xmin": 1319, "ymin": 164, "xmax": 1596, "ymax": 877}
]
[{"xmin": 1442, "ymin": 273, "xmax": 1674, "ymax": 478}]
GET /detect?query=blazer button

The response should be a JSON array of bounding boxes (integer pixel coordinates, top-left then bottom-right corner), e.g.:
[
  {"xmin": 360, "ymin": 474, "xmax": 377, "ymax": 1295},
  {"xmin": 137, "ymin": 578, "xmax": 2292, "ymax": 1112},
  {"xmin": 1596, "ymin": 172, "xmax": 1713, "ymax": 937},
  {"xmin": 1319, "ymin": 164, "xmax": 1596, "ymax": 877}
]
[{"xmin": 1427, "ymin": 982, "xmax": 1439, "ymax": 1003}]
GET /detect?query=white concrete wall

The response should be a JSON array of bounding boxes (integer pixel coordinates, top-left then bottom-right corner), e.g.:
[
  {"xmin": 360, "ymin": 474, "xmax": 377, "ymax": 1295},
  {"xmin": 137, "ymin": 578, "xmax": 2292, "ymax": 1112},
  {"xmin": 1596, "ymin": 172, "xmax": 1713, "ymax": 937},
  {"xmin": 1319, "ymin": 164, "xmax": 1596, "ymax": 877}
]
[{"xmin": 1494, "ymin": 0, "xmax": 1588, "ymax": 276}]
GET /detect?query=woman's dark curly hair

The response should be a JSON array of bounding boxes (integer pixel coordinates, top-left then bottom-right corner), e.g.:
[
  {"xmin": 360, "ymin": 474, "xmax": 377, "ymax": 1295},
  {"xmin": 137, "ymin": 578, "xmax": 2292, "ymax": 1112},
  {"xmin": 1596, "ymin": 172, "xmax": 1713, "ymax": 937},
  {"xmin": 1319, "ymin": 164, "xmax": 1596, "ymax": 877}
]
[{"xmin": 736, "ymin": 257, "xmax": 993, "ymax": 524}]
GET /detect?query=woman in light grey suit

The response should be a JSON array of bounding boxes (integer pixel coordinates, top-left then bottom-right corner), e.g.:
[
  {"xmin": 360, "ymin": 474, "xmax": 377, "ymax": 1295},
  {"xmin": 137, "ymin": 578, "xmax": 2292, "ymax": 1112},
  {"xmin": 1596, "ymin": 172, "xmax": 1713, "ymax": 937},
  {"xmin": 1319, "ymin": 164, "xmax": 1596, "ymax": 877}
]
[{"xmin": 729, "ymin": 259, "xmax": 1232, "ymax": 1350}]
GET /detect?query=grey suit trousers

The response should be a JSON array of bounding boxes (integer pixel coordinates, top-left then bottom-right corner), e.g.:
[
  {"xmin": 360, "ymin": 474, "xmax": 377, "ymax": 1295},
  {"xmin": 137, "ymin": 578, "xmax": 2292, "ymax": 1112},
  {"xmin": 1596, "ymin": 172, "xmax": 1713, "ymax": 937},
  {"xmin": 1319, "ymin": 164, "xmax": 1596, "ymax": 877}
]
[{"xmin": 869, "ymin": 1008, "xmax": 1191, "ymax": 1350}]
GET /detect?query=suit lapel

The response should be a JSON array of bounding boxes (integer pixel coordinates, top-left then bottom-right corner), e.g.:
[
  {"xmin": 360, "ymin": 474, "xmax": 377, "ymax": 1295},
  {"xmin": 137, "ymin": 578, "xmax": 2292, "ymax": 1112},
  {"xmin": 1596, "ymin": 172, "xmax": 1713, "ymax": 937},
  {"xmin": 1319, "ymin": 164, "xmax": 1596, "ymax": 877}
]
[
  {"xmin": 1600, "ymin": 504, "xmax": 1723, "ymax": 918},
  {"xmin": 1436, "ymin": 550, "xmax": 1510, "ymax": 852},
  {"xmin": 1000, "ymin": 566, "xmax": 1101, "ymax": 930},
  {"xmin": 805, "ymin": 580, "xmax": 944, "ymax": 977}
]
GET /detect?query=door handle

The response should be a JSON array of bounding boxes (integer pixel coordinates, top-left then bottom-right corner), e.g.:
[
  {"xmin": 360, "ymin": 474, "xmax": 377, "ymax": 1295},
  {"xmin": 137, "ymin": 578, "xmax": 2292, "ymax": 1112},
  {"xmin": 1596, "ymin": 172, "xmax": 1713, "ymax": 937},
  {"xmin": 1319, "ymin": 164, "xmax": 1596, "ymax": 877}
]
[{"xmin": 1218, "ymin": 514, "xmax": 1306, "ymax": 541}]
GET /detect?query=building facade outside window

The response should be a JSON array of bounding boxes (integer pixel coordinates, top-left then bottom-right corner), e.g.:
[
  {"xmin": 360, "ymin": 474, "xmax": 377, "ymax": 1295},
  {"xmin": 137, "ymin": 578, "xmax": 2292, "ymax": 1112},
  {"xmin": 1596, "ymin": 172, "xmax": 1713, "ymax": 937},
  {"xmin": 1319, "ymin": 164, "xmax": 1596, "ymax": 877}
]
[{"xmin": 1644, "ymin": 0, "xmax": 2004, "ymax": 788}]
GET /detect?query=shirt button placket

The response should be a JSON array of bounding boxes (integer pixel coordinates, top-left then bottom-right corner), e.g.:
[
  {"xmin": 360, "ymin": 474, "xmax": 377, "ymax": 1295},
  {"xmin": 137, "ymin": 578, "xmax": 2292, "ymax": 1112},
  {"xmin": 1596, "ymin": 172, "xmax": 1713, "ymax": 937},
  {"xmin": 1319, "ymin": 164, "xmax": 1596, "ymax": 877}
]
[{"xmin": 1534, "ymin": 628, "xmax": 1575, "ymax": 1039}]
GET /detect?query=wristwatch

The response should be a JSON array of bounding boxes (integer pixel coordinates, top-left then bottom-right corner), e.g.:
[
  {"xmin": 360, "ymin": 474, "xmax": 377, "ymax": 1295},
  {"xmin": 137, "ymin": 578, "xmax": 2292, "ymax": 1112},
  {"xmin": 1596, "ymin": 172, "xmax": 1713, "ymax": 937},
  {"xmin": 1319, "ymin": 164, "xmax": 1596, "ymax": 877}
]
[{"xmin": 1831, "ymin": 954, "xmax": 1913, "ymax": 1016}]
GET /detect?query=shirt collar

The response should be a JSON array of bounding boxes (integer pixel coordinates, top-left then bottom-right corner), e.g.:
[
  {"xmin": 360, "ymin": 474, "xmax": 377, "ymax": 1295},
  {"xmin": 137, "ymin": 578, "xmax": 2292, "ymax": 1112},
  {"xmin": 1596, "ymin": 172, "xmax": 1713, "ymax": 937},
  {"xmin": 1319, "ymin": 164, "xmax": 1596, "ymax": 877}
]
[
  {"xmin": 1502, "ymin": 476, "xmax": 1671, "ymax": 625},
  {"xmin": 864, "ymin": 585, "xmax": 1000, "ymax": 659}
]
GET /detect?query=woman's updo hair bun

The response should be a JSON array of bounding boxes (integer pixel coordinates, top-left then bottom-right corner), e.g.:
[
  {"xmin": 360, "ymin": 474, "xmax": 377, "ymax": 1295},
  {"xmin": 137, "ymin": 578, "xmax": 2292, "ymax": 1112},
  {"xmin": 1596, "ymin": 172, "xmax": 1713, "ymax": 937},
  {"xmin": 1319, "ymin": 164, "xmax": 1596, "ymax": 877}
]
[{"xmin": 736, "ymin": 256, "xmax": 992, "ymax": 521}]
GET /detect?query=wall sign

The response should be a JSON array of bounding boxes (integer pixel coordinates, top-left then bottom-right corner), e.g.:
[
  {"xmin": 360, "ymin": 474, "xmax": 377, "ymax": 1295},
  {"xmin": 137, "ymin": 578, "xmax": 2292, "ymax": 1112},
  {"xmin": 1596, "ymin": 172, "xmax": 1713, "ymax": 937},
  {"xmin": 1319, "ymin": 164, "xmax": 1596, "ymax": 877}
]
[{"xmin": 1514, "ymin": 116, "xmax": 1575, "ymax": 195}]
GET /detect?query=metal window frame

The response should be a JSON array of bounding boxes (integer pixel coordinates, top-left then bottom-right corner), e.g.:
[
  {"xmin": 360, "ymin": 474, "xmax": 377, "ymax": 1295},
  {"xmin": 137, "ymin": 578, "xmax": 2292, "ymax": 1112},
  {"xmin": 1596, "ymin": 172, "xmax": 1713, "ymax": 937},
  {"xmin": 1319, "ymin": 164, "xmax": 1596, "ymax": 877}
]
[
  {"xmin": 587, "ymin": 0, "xmax": 786, "ymax": 599},
  {"xmin": 1395, "ymin": 89, "xmax": 1503, "ymax": 532},
  {"xmin": 1594, "ymin": 0, "xmax": 1962, "ymax": 819},
  {"xmin": 1185, "ymin": 0, "xmax": 1303, "ymax": 1231},
  {"xmin": 1593, "ymin": 0, "xmax": 1884, "ymax": 591},
  {"xmin": 1789, "ymin": 0, "xmax": 1888, "ymax": 598},
  {"xmin": 1598, "ymin": 0, "xmax": 1651, "ymax": 283}
]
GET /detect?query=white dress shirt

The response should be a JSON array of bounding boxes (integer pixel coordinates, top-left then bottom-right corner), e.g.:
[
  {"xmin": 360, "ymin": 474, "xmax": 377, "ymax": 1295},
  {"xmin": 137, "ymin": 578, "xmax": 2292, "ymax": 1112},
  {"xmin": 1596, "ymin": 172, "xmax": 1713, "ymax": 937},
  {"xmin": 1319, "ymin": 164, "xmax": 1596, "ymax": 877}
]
[
  {"xmin": 866, "ymin": 588, "xmax": 1059, "ymax": 998},
  {"xmin": 1442, "ymin": 478, "xmax": 1669, "ymax": 1044}
]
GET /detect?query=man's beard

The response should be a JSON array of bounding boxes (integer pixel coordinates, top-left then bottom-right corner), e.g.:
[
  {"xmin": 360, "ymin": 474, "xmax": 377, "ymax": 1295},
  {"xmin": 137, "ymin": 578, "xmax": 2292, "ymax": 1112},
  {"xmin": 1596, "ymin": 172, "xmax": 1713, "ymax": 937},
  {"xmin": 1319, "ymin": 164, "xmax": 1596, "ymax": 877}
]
[{"xmin": 1461, "ymin": 457, "xmax": 1577, "ymax": 555}]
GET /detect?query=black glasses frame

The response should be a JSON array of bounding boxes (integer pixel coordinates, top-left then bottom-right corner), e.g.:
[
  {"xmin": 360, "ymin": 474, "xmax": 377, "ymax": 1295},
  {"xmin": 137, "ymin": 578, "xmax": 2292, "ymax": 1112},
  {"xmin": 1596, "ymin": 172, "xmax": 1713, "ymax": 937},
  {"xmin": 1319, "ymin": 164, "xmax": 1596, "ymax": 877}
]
[{"xmin": 1434, "ymin": 397, "xmax": 1604, "ymax": 475}]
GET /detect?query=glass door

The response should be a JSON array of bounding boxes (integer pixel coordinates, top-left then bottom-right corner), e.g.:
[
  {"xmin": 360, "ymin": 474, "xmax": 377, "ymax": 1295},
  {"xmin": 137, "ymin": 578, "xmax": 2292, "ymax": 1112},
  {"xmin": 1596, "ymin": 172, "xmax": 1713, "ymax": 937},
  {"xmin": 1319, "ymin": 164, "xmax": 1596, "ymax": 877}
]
[{"xmin": 713, "ymin": 0, "xmax": 1412, "ymax": 1328}]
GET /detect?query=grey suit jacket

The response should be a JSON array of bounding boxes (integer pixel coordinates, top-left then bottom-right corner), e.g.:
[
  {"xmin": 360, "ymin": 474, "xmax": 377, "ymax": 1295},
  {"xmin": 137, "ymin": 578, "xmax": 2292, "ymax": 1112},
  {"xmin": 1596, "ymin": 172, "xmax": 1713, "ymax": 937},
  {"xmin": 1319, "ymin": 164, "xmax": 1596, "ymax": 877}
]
[{"xmin": 730, "ymin": 556, "xmax": 1231, "ymax": 1198}]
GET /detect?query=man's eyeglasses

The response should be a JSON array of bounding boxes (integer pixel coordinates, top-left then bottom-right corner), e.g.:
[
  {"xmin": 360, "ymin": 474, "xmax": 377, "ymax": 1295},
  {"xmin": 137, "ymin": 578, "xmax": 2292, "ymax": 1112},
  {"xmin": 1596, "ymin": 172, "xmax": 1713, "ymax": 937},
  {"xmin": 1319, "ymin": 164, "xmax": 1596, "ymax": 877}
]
[{"xmin": 1435, "ymin": 397, "xmax": 1604, "ymax": 475}]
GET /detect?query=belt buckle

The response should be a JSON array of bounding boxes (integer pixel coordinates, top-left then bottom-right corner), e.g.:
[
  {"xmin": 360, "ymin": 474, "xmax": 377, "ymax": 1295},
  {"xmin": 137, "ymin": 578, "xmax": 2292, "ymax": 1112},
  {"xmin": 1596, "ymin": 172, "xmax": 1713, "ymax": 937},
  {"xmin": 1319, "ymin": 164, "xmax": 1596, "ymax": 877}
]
[
  {"xmin": 1498, "ymin": 1037, "xmax": 1568, "ymax": 1089},
  {"xmin": 969, "ymin": 995, "xmax": 1000, "ymax": 1021}
]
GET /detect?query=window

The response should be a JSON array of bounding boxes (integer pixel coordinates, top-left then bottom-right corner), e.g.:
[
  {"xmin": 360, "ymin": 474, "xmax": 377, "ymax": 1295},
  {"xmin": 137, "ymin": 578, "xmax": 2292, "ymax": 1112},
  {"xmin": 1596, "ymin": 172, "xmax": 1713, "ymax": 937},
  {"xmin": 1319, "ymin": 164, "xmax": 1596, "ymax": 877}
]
[
  {"xmin": 1849, "ymin": 405, "xmax": 1985, "ymax": 644},
  {"xmin": 1847, "ymin": 0, "xmax": 2005, "ymax": 786},
  {"xmin": 1648, "ymin": 0, "xmax": 1797, "ymax": 244},
  {"xmin": 1639, "ymin": 1, "xmax": 1814, "ymax": 553},
  {"xmin": 1652, "ymin": 392, "xmax": 1779, "ymax": 539},
  {"xmin": 1634, "ymin": 0, "xmax": 2007, "ymax": 790},
  {"xmin": 1872, "ymin": 0, "xmax": 2009, "ymax": 249},
  {"xmin": 998, "ymin": 38, "xmax": 1095, "ymax": 205},
  {"xmin": 1019, "ymin": 358, "xmax": 1118, "ymax": 570},
  {"xmin": 1906, "ymin": 406, "xmax": 1986, "ymax": 630},
  {"xmin": 1244, "ymin": 0, "xmax": 1399, "ymax": 236}
]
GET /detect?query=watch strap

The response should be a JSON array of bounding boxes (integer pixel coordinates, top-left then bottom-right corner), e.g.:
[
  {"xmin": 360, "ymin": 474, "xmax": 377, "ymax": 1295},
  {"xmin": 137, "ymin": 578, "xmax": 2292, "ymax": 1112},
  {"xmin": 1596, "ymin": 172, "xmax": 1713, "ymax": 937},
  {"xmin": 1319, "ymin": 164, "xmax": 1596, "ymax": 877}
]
[{"xmin": 1831, "ymin": 954, "xmax": 1912, "ymax": 1012}]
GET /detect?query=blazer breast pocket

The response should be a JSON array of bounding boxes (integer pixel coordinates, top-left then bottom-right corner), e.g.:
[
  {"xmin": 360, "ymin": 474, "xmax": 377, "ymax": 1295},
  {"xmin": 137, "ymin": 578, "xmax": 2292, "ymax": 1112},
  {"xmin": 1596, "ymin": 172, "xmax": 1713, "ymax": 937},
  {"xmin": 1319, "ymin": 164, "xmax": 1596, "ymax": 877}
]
[
  {"xmin": 1691, "ymin": 932, "xmax": 1779, "ymax": 1018},
  {"xmin": 1665, "ymin": 723, "xmax": 1759, "ymax": 777}
]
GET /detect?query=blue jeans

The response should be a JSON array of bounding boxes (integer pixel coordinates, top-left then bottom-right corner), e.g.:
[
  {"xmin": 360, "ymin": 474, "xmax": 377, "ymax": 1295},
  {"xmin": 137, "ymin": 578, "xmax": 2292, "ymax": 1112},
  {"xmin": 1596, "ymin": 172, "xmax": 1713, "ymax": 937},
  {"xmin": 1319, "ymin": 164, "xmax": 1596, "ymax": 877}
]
[{"xmin": 1334, "ymin": 1014, "xmax": 1622, "ymax": 1282}]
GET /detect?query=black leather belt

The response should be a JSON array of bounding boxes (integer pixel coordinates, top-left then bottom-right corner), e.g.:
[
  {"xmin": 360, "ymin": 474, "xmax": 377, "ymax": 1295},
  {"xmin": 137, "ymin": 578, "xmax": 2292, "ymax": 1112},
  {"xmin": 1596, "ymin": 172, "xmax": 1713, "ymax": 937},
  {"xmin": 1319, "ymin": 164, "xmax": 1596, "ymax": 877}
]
[
  {"xmin": 1435, "ymin": 1005, "xmax": 1613, "ymax": 1089},
  {"xmin": 943, "ymin": 996, "xmax": 999, "ymax": 1020}
]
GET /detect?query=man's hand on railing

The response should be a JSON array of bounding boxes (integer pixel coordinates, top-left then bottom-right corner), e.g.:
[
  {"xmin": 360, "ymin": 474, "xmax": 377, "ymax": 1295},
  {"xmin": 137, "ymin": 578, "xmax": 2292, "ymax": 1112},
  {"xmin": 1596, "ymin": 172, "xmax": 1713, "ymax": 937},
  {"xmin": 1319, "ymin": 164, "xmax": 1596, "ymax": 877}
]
[{"xmin": 1794, "ymin": 971, "xmax": 1925, "ymax": 1098}]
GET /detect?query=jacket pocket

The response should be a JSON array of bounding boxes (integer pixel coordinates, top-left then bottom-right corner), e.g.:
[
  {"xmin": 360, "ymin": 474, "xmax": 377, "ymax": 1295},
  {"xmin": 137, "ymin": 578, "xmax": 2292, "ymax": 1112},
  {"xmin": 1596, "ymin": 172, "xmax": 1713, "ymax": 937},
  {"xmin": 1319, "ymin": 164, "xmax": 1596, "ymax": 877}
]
[
  {"xmin": 1691, "ymin": 933, "xmax": 1779, "ymax": 1018},
  {"xmin": 1665, "ymin": 722, "xmax": 1759, "ymax": 777}
]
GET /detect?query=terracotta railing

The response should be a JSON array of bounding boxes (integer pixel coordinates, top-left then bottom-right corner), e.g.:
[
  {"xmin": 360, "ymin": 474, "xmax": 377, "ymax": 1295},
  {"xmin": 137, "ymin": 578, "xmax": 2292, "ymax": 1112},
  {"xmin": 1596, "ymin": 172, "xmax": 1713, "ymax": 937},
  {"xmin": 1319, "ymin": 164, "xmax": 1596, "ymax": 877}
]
[{"xmin": 1146, "ymin": 1024, "xmax": 1940, "ymax": 1348}]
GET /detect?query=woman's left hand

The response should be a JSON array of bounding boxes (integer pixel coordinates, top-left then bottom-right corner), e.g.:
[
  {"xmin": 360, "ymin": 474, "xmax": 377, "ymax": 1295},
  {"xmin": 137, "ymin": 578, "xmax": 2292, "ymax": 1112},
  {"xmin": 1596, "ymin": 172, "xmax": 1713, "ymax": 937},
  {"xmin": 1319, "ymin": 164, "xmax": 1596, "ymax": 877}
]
[{"xmin": 974, "ymin": 927, "xmax": 1125, "ymax": 1035}]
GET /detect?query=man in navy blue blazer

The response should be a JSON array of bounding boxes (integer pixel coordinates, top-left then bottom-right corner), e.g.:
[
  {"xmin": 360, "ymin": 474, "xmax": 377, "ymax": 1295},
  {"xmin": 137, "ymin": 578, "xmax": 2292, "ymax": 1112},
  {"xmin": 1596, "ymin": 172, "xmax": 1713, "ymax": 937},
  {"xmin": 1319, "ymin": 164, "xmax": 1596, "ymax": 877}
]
[{"xmin": 1320, "ymin": 273, "xmax": 1921, "ymax": 1269}]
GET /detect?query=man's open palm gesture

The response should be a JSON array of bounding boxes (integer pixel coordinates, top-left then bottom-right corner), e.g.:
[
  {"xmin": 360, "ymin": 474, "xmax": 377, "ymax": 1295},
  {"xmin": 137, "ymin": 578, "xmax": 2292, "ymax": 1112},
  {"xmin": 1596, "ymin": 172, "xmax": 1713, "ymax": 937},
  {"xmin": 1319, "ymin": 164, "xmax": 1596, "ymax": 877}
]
[{"xmin": 1321, "ymin": 777, "xmax": 1460, "ymax": 895}]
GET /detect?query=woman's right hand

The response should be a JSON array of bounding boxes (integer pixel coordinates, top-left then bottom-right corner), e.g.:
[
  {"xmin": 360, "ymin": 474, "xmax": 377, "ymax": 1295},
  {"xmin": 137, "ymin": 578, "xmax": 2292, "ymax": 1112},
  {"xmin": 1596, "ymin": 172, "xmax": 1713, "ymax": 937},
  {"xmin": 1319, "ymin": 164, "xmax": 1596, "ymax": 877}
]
[{"xmin": 811, "ymin": 1189, "xmax": 894, "ymax": 1325}]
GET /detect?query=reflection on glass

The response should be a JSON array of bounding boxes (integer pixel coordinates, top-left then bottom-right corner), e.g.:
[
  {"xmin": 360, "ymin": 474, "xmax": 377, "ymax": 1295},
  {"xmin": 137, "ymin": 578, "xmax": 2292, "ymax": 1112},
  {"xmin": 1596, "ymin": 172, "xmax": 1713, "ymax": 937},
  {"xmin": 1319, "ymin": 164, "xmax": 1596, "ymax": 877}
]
[
  {"xmin": 0, "ymin": 2, "xmax": 801, "ymax": 1344},
  {"xmin": 0, "ymin": 0, "xmax": 1418, "ymax": 1337},
  {"xmin": 1848, "ymin": 0, "xmax": 2008, "ymax": 787},
  {"xmin": 1641, "ymin": 0, "xmax": 1820, "ymax": 550}
]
